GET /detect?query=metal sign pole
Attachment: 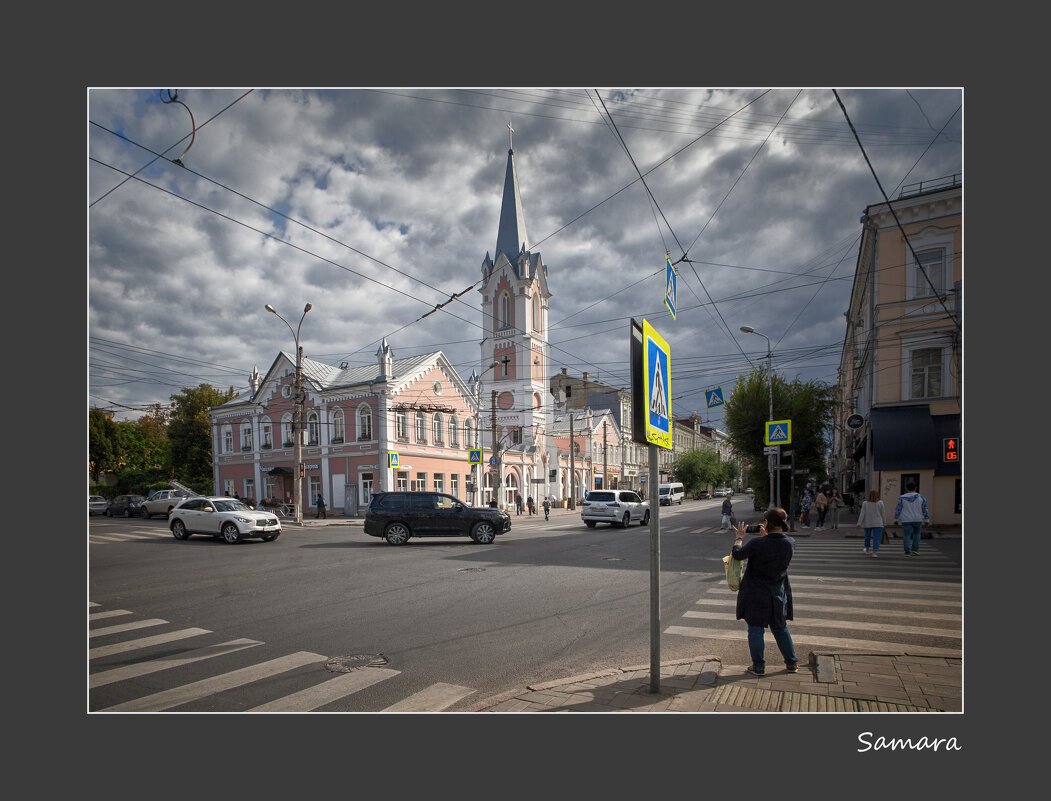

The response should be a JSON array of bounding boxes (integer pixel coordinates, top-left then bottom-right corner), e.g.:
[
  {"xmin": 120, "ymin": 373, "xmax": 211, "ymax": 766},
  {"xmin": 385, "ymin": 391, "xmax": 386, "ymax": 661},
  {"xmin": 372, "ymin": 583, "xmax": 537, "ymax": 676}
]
[{"xmin": 649, "ymin": 442, "xmax": 660, "ymax": 694}]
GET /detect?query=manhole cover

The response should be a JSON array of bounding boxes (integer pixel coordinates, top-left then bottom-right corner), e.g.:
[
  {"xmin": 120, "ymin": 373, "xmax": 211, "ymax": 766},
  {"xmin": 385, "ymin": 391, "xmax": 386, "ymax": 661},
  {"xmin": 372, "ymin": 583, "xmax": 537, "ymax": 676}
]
[
  {"xmin": 458, "ymin": 567, "xmax": 486, "ymax": 573},
  {"xmin": 326, "ymin": 654, "xmax": 389, "ymax": 673}
]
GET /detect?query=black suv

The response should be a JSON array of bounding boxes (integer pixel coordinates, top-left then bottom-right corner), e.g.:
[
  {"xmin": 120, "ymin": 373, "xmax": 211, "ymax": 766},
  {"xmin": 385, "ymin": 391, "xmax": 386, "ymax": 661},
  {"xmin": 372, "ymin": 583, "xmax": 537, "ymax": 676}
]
[{"xmin": 364, "ymin": 492, "xmax": 511, "ymax": 545}]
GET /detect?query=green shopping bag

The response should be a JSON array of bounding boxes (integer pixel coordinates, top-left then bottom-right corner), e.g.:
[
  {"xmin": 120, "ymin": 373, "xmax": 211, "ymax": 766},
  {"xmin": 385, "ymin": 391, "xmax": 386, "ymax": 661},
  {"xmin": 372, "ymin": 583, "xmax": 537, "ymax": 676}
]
[{"xmin": 723, "ymin": 553, "xmax": 744, "ymax": 591}]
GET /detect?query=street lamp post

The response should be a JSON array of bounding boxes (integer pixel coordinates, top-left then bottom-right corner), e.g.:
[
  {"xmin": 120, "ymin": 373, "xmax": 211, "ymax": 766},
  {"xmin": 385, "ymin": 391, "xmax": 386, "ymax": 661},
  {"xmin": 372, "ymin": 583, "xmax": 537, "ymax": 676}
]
[
  {"xmin": 266, "ymin": 302, "xmax": 312, "ymax": 524},
  {"xmin": 741, "ymin": 325, "xmax": 775, "ymax": 510}
]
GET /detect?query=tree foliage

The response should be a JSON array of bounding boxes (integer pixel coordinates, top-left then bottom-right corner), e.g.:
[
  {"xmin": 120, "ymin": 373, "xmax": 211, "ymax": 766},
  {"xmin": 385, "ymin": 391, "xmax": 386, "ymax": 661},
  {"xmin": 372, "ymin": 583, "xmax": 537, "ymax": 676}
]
[
  {"xmin": 723, "ymin": 367, "xmax": 836, "ymax": 509},
  {"xmin": 167, "ymin": 384, "xmax": 235, "ymax": 490},
  {"xmin": 673, "ymin": 448, "xmax": 737, "ymax": 496}
]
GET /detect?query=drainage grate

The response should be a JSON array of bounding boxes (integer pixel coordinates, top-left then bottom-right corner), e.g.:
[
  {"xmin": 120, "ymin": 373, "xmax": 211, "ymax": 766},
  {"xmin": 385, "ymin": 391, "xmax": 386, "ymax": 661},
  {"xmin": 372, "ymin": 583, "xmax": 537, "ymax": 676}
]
[
  {"xmin": 458, "ymin": 567, "xmax": 487, "ymax": 573},
  {"xmin": 326, "ymin": 653, "xmax": 389, "ymax": 673}
]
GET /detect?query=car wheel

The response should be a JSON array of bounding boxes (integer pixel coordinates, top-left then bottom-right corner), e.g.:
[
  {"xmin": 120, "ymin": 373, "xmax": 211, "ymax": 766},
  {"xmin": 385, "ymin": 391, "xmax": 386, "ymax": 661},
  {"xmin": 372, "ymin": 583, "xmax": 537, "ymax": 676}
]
[
  {"xmin": 585, "ymin": 520, "xmax": 597, "ymax": 528},
  {"xmin": 620, "ymin": 512, "xmax": 630, "ymax": 528},
  {"xmin": 221, "ymin": 522, "xmax": 242, "ymax": 544},
  {"xmin": 171, "ymin": 519, "xmax": 189, "ymax": 540},
  {"xmin": 384, "ymin": 522, "xmax": 410, "ymax": 545},
  {"xmin": 140, "ymin": 507, "xmax": 150, "ymax": 519},
  {"xmin": 471, "ymin": 521, "xmax": 496, "ymax": 544},
  {"xmin": 261, "ymin": 532, "xmax": 280, "ymax": 542},
  {"xmin": 105, "ymin": 508, "xmax": 111, "ymax": 517},
  {"xmin": 641, "ymin": 510, "xmax": 650, "ymax": 526}
]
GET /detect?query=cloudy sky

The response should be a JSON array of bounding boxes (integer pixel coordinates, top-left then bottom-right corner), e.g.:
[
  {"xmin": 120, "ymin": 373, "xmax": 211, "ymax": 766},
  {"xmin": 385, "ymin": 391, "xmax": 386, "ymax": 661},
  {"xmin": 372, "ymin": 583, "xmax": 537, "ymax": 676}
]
[{"xmin": 88, "ymin": 87, "xmax": 962, "ymax": 429}]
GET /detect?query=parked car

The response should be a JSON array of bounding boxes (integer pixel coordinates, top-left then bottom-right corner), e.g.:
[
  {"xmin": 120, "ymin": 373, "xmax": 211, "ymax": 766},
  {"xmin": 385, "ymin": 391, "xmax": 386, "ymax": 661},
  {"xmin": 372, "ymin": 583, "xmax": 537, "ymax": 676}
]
[
  {"xmin": 89, "ymin": 495, "xmax": 108, "ymax": 515},
  {"xmin": 745, "ymin": 487, "xmax": 754, "ymax": 495},
  {"xmin": 696, "ymin": 490, "xmax": 711, "ymax": 500},
  {"xmin": 139, "ymin": 489, "xmax": 190, "ymax": 518},
  {"xmin": 168, "ymin": 496, "xmax": 281, "ymax": 544},
  {"xmin": 105, "ymin": 494, "xmax": 147, "ymax": 517},
  {"xmin": 713, "ymin": 488, "xmax": 734, "ymax": 498},
  {"xmin": 364, "ymin": 491, "xmax": 511, "ymax": 545},
  {"xmin": 580, "ymin": 490, "xmax": 650, "ymax": 528}
]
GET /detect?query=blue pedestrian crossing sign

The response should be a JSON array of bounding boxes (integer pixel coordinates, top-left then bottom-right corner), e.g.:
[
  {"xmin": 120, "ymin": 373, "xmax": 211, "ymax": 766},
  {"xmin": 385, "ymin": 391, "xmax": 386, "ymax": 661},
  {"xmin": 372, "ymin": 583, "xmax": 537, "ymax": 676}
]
[
  {"xmin": 764, "ymin": 420, "xmax": 792, "ymax": 446},
  {"xmin": 705, "ymin": 387, "xmax": 725, "ymax": 409},
  {"xmin": 664, "ymin": 254, "xmax": 677, "ymax": 320},
  {"xmin": 642, "ymin": 319, "xmax": 672, "ymax": 450},
  {"xmin": 468, "ymin": 449, "xmax": 482, "ymax": 464},
  {"xmin": 388, "ymin": 452, "xmax": 400, "ymax": 468}
]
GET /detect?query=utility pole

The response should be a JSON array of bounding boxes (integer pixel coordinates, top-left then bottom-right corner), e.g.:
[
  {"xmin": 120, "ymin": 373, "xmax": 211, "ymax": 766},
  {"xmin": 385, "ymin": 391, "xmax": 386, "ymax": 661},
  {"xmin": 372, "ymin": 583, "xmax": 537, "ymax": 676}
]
[
  {"xmin": 491, "ymin": 390, "xmax": 499, "ymax": 509},
  {"xmin": 569, "ymin": 406, "xmax": 575, "ymax": 510},
  {"xmin": 603, "ymin": 420, "xmax": 608, "ymax": 490}
]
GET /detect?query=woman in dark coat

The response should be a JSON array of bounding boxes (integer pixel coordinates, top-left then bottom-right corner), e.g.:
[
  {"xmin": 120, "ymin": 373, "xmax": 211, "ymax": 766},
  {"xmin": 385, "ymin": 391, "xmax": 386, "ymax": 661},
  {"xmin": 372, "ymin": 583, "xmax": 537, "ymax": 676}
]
[{"xmin": 731, "ymin": 507, "xmax": 798, "ymax": 676}]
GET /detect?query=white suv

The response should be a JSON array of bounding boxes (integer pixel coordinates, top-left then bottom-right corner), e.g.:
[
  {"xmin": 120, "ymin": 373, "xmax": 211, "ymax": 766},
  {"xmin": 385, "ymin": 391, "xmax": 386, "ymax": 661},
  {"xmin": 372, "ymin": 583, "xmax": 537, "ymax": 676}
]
[{"xmin": 581, "ymin": 490, "xmax": 650, "ymax": 528}]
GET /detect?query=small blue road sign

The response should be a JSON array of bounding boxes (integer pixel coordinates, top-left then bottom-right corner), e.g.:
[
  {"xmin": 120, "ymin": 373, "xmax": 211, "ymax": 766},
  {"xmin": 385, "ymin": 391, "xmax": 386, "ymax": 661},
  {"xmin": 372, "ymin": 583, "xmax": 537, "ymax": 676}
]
[
  {"xmin": 705, "ymin": 387, "xmax": 725, "ymax": 409},
  {"xmin": 468, "ymin": 449, "xmax": 482, "ymax": 464},
  {"xmin": 764, "ymin": 420, "xmax": 792, "ymax": 446},
  {"xmin": 388, "ymin": 452, "xmax": 400, "ymax": 468},
  {"xmin": 664, "ymin": 254, "xmax": 677, "ymax": 320},
  {"xmin": 489, "ymin": 456, "xmax": 498, "ymax": 466}
]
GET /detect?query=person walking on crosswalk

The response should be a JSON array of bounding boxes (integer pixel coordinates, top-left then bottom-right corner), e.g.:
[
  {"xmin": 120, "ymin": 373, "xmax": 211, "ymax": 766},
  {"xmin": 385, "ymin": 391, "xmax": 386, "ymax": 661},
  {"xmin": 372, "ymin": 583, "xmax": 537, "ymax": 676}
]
[
  {"xmin": 857, "ymin": 489, "xmax": 886, "ymax": 556},
  {"xmin": 894, "ymin": 481, "xmax": 929, "ymax": 557},
  {"xmin": 731, "ymin": 507, "xmax": 798, "ymax": 676}
]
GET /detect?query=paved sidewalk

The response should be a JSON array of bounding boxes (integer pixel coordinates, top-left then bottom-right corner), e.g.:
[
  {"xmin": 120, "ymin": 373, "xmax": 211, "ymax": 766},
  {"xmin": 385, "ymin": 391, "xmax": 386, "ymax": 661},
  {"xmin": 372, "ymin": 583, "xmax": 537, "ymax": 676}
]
[{"xmin": 468, "ymin": 651, "xmax": 961, "ymax": 713}]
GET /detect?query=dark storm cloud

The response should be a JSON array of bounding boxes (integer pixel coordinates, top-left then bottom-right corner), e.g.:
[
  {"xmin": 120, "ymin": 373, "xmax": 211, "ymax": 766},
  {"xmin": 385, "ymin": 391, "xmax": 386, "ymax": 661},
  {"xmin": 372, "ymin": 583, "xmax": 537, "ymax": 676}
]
[{"xmin": 89, "ymin": 87, "xmax": 962, "ymax": 425}]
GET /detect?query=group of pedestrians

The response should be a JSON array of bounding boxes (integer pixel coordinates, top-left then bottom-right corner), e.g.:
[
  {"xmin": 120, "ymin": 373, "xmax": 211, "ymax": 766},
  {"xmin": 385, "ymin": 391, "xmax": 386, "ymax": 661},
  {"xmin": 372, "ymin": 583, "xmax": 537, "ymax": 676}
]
[{"xmin": 797, "ymin": 487, "xmax": 846, "ymax": 530}]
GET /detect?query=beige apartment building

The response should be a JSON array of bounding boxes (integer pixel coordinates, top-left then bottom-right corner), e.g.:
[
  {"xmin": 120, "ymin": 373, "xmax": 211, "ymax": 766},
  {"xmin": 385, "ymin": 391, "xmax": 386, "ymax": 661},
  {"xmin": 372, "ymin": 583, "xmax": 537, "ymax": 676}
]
[{"xmin": 833, "ymin": 176, "xmax": 961, "ymax": 526}]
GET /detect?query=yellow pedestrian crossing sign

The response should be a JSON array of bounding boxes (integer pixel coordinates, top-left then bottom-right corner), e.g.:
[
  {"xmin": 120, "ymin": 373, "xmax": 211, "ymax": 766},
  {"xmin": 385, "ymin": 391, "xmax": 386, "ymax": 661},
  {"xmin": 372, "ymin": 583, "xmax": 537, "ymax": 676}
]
[
  {"xmin": 388, "ymin": 452, "xmax": 399, "ymax": 468},
  {"xmin": 468, "ymin": 449, "xmax": 482, "ymax": 464},
  {"xmin": 705, "ymin": 387, "xmax": 725, "ymax": 409},
  {"xmin": 764, "ymin": 420, "xmax": 792, "ymax": 446},
  {"xmin": 642, "ymin": 319, "xmax": 672, "ymax": 450}
]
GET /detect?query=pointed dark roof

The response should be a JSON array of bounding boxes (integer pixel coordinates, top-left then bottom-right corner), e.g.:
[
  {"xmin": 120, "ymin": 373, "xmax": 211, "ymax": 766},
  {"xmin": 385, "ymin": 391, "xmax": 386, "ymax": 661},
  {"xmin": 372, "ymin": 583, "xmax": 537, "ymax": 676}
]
[{"xmin": 495, "ymin": 147, "xmax": 529, "ymax": 261}]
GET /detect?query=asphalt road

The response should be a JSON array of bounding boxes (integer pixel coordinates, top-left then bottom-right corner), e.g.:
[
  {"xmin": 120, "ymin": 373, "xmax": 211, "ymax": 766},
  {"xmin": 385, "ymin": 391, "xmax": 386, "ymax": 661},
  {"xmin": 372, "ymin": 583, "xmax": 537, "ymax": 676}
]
[{"xmin": 88, "ymin": 496, "xmax": 961, "ymax": 712}]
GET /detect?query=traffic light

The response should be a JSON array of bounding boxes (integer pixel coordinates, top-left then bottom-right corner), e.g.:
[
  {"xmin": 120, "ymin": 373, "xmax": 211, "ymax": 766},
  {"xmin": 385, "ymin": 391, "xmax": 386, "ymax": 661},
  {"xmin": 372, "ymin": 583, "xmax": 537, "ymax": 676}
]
[{"xmin": 942, "ymin": 437, "xmax": 960, "ymax": 463}]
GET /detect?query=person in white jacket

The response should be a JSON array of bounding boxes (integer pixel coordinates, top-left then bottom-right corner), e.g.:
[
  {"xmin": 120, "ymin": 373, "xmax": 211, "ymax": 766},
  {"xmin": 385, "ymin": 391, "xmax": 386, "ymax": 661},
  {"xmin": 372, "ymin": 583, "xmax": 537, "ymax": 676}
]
[
  {"xmin": 893, "ymin": 481, "xmax": 930, "ymax": 557},
  {"xmin": 857, "ymin": 489, "xmax": 886, "ymax": 557}
]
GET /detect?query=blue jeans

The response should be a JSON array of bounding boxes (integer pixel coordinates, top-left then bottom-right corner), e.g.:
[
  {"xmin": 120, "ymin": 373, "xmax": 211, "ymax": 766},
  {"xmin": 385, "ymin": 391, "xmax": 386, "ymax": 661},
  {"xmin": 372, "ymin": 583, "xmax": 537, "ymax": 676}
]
[
  {"xmin": 747, "ymin": 623, "xmax": 797, "ymax": 670},
  {"xmin": 864, "ymin": 527, "xmax": 883, "ymax": 550},
  {"xmin": 902, "ymin": 521, "xmax": 922, "ymax": 553}
]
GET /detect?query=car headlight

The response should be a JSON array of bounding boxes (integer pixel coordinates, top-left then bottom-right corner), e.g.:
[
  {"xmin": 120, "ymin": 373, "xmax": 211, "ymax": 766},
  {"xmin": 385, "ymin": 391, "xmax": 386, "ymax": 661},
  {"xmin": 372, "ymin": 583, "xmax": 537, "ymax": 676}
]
[{"xmin": 235, "ymin": 516, "xmax": 251, "ymax": 524}]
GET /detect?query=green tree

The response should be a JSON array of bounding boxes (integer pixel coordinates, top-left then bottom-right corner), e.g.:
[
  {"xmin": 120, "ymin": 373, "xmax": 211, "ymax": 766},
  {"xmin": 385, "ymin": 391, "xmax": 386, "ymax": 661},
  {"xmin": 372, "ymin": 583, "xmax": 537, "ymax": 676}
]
[
  {"xmin": 724, "ymin": 367, "xmax": 835, "ymax": 510},
  {"xmin": 167, "ymin": 384, "xmax": 235, "ymax": 491},
  {"xmin": 673, "ymin": 448, "xmax": 725, "ymax": 496},
  {"xmin": 89, "ymin": 408, "xmax": 120, "ymax": 482}
]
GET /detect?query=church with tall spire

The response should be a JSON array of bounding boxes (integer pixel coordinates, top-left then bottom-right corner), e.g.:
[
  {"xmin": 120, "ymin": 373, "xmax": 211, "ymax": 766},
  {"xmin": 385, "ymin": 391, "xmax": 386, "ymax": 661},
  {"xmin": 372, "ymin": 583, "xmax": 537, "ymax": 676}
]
[{"xmin": 474, "ymin": 123, "xmax": 557, "ymax": 505}]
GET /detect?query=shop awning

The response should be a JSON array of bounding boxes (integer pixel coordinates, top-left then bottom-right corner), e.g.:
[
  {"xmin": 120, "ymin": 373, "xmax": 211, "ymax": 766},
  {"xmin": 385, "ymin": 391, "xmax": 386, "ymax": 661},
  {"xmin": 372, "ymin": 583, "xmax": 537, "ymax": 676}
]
[
  {"xmin": 871, "ymin": 405, "xmax": 936, "ymax": 471},
  {"xmin": 266, "ymin": 466, "xmax": 293, "ymax": 476}
]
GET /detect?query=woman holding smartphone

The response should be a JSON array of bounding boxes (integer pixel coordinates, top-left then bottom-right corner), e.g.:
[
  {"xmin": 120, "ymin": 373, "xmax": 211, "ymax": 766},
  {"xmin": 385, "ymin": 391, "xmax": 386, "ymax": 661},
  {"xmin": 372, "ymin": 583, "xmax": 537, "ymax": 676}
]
[{"xmin": 732, "ymin": 507, "xmax": 798, "ymax": 676}]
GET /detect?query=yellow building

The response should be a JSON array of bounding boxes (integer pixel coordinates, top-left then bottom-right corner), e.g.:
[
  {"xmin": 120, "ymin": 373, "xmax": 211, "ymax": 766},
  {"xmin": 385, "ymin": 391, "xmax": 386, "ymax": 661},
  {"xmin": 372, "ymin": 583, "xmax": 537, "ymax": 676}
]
[{"xmin": 834, "ymin": 176, "xmax": 961, "ymax": 526}]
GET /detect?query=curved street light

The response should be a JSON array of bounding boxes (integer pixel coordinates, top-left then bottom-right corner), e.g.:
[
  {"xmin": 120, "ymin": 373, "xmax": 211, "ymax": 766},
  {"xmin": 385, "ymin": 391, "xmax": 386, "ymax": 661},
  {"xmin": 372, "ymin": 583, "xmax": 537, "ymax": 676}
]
[
  {"xmin": 266, "ymin": 303, "xmax": 312, "ymax": 524},
  {"xmin": 741, "ymin": 325, "xmax": 775, "ymax": 510}
]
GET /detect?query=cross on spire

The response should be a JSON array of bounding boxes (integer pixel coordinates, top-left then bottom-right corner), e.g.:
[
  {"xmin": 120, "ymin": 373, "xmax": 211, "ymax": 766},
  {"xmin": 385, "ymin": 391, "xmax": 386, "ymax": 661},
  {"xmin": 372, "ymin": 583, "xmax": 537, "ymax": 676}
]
[{"xmin": 507, "ymin": 121, "xmax": 514, "ymax": 152}]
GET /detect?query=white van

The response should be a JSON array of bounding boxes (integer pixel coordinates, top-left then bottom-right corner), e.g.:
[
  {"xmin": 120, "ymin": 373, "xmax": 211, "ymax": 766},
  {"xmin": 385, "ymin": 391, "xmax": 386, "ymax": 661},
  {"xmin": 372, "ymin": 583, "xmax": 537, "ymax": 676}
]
[{"xmin": 658, "ymin": 482, "xmax": 684, "ymax": 505}]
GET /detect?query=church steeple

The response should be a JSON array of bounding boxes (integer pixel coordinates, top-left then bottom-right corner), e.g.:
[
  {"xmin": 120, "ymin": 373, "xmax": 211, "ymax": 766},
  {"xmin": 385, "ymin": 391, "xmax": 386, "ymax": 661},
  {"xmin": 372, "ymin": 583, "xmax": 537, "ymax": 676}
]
[{"xmin": 495, "ymin": 122, "xmax": 529, "ymax": 262}]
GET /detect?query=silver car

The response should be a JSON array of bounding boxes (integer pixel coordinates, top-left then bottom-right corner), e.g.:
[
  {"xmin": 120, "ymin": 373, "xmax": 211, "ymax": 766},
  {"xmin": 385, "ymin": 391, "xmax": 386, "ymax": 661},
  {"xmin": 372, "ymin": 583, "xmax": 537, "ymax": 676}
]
[
  {"xmin": 139, "ymin": 489, "xmax": 190, "ymax": 519},
  {"xmin": 89, "ymin": 495, "xmax": 108, "ymax": 515},
  {"xmin": 581, "ymin": 490, "xmax": 650, "ymax": 528},
  {"xmin": 169, "ymin": 496, "xmax": 281, "ymax": 544}
]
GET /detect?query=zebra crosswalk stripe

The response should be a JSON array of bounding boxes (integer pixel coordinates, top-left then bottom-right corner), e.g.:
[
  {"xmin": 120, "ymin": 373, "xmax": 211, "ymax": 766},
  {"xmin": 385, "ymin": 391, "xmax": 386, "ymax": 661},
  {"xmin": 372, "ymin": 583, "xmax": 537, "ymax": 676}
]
[
  {"xmin": 249, "ymin": 667, "xmax": 401, "ymax": 712},
  {"xmin": 90, "ymin": 628, "xmax": 212, "ymax": 659},
  {"xmin": 91, "ymin": 638, "xmax": 263, "ymax": 688},
  {"xmin": 101, "ymin": 651, "xmax": 328, "ymax": 712},
  {"xmin": 382, "ymin": 682, "xmax": 476, "ymax": 712},
  {"xmin": 664, "ymin": 626, "xmax": 960, "ymax": 657}
]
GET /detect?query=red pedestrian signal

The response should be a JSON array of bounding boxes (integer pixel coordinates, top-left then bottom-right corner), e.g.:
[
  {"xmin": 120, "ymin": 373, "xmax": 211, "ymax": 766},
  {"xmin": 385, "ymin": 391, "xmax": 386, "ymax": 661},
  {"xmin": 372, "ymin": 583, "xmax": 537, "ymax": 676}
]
[{"xmin": 942, "ymin": 437, "xmax": 960, "ymax": 463}]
